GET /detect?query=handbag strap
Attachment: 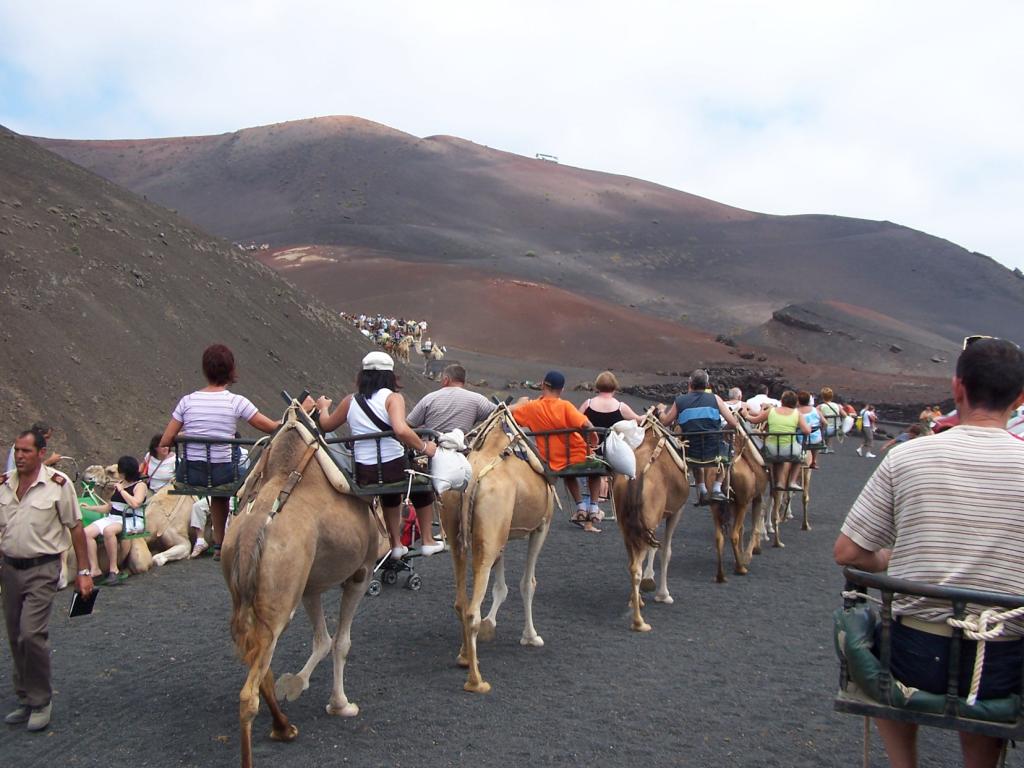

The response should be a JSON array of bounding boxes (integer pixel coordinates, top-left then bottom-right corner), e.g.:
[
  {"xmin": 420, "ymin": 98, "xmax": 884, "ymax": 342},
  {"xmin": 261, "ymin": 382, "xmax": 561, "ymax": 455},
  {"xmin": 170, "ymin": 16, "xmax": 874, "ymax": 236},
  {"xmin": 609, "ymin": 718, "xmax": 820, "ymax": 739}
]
[{"xmin": 354, "ymin": 393, "xmax": 394, "ymax": 433}]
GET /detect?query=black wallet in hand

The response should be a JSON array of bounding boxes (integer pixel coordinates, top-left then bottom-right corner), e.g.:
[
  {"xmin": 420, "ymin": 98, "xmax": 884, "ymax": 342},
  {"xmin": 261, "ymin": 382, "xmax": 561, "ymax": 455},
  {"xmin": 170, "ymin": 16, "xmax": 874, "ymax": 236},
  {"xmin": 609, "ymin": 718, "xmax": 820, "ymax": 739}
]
[{"xmin": 68, "ymin": 588, "xmax": 99, "ymax": 618}]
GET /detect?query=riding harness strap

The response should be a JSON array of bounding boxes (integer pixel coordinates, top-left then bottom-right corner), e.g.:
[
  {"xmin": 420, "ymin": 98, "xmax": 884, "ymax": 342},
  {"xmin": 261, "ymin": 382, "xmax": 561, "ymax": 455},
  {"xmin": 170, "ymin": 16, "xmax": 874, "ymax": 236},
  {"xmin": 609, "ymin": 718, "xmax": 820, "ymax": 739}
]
[{"xmin": 269, "ymin": 442, "xmax": 319, "ymax": 520}]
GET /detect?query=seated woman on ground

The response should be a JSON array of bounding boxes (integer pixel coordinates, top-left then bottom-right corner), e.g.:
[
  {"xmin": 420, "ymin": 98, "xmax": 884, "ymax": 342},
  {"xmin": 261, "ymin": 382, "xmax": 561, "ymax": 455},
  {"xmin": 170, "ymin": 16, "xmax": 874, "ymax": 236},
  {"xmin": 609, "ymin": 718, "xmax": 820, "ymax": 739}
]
[
  {"xmin": 81, "ymin": 455, "xmax": 148, "ymax": 586},
  {"xmin": 316, "ymin": 351, "xmax": 440, "ymax": 560},
  {"xmin": 744, "ymin": 390, "xmax": 811, "ymax": 492},
  {"xmin": 159, "ymin": 344, "xmax": 280, "ymax": 561},
  {"xmin": 797, "ymin": 390, "xmax": 823, "ymax": 469},
  {"xmin": 578, "ymin": 370, "xmax": 642, "ymax": 519},
  {"xmin": 141, "ymin": 433, "xmax": 177, "ymax": 493}
]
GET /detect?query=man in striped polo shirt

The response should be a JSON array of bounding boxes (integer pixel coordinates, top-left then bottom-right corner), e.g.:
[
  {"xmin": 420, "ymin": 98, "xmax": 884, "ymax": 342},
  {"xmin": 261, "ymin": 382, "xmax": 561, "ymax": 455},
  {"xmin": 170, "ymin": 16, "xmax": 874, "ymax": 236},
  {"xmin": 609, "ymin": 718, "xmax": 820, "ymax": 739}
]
[{"xmin": 835, "ymin": 337, "xmax": 1024, "ymax": 768}]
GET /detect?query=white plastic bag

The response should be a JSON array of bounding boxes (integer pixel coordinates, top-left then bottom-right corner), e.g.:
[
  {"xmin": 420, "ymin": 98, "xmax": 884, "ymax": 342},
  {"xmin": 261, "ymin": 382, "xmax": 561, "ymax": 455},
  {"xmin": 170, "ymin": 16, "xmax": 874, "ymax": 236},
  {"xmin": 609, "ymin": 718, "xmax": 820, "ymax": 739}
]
[
  {"xmin": 842, "ymin": 415, "xmax": 855, "ymax": 434},
  {"xmin": 604, "ymin": 430, "xmax": 637, "ymax": 479},
  {"xmin": 431, "ymin": 430, "xmax": 472, "ymax": 493},
  {"xmin": 611, "ymin": 419, "xmax": 644, "ymax": 449}
]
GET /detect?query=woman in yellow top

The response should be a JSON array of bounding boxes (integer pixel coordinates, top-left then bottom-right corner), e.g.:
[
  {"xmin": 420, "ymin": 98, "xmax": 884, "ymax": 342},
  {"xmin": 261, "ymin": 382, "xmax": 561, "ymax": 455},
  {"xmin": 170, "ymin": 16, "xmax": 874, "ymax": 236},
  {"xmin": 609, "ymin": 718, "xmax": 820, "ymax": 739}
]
[{"xmin": 744, "ymin": 390, "xmax": 811, "ymax": 491}]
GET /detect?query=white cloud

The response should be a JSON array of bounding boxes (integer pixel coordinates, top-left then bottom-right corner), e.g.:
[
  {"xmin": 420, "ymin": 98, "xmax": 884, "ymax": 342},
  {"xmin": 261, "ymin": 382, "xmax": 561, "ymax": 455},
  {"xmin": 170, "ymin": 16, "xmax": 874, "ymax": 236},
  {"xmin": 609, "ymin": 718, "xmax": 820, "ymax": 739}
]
[{"xmin": 1, "ymin": 0, "xmax": 1020, "ymax": 268}]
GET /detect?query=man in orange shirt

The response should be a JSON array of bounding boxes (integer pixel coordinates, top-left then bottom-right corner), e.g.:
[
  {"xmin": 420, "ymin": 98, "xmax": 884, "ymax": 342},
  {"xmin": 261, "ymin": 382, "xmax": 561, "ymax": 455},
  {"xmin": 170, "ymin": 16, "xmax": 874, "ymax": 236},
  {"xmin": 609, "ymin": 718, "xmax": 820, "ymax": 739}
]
[{"xmin": 512, "ymin": 371, "xmax": 601, "ymax": 531}]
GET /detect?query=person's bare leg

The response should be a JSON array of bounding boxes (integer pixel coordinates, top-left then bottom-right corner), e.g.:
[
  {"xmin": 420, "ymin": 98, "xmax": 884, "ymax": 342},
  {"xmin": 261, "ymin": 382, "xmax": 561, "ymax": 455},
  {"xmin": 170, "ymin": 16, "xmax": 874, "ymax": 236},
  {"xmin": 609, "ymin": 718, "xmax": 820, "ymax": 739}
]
[
  {"xmin": 85, "ymin": 527, "xmax": 102, "ymax": 576},
  {"xmin": 959, "ymin": 732, "xmax": 1005, "ymax": 768},
  {"xmin": 103, "ymin": 528, "xmax": 121, "ymax": 575},
  {"xmin": 564, "ymin": 477, "xmax": 582, "ymax": 504},
  {"xmin": 415, "ymin": 503, "xmax": 437, "ymax": 546},
  {"xmin": 382, "ymin": 504, "xmax": 402, "ymax": 550},
  {"xmin": 875, "ymin": 718, "xmax": 918, "ymax": 768},
  {"xmin": 210, "ymin": 498, "xmax": 229, "ymax": 546}
]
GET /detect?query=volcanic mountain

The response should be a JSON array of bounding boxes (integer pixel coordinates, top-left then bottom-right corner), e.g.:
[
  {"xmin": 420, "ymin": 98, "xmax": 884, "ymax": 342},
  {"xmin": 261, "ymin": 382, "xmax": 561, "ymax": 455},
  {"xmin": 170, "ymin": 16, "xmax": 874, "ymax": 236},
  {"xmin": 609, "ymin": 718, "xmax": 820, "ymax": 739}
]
[
  {"xmin": 36, "ymin": 116, "xmax": 1024, "ymax": 386},
  {"xmin": 0, "ymin": 125, "xmax": 430, "ymax": 464}
]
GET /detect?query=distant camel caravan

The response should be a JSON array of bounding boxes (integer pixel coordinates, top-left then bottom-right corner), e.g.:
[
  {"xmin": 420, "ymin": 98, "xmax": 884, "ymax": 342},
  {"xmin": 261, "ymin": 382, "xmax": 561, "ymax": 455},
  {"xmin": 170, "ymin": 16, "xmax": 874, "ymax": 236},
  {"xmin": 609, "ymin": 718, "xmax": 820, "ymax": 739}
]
[
  {"xmin": 221, "ymin": 401, "xmax": 383, "ymax": 768},
  {"xmin": 440, "ymin": 405, "xmax": 554, "ymax": 693}
]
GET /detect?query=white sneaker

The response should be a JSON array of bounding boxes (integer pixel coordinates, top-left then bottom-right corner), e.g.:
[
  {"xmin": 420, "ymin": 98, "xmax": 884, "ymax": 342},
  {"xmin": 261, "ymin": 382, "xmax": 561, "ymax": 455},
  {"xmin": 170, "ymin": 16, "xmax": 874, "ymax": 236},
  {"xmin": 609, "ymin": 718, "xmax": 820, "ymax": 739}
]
[
  {"xmin": 420, "ymin": 541, "xmax": 445, "ymax": 557},
  {"xmin": 189, "ymin": 540, "xmax": 209, "ymax": 559},
  {"xmin": 865, "ymin": 452, "xmax": 877, "ymax": 458},
  {"xmin": 856, "ymin": 446, "xmax": 863, "ymax": 456},
  {"xmin": 390, "ymin": 545, "xmax": 409, "ymax": 561}
]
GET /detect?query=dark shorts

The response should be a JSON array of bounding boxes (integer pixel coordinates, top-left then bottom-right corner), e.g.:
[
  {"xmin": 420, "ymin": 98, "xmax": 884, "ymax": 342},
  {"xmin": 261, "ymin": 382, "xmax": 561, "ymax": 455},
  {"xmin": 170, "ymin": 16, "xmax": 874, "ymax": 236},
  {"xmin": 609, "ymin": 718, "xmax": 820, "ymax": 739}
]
[
  {"xmin": 682, "ymin": 433, "xmax": 726, "ymax": 464},
  {"xmin": 878, "ymin": 621, "xmax": 1024, "ymax": 699},
  {"xmin": 176, "ymin": 460, "xmax": 245, "ymax": 487},
  {"xmin": 356, "ymin": 458, "xmax": 434, "ymax": 509}
]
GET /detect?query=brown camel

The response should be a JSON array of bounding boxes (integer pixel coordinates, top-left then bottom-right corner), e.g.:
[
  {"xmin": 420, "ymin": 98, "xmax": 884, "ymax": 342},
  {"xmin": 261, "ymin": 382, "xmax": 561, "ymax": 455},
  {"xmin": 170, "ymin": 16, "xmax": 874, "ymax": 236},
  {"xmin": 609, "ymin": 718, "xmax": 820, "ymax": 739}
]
[
  {"xmin": 613, "ymin": 414, "xmax": 690, "ymax": 632},
  {"xmin": 222, "ymin": 405, "xmax": 382, "ymax": 768},
  {"xmin": 439, "ymin": 405, "xmax": 554, "ymax": 693},
  {"xmin": 765, "ymin": 455, "xmax": 813, "ymax": 549},
  {"xmin": 709, "ymin": 428, "xmax": 769, "ymax": 582}
]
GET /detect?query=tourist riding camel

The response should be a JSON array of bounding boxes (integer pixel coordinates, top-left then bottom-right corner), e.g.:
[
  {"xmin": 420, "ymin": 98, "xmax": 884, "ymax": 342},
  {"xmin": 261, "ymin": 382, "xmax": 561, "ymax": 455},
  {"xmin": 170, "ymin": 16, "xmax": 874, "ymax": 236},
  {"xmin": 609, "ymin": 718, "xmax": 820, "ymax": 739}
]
[
  {"xmin": 316, "ymin": 351, "xmax": 442, "ymax": 558},
  {"xmin": 407, "ymin": 364, "xmax": 496, "ymax": 435},
  {"xmin": 160, "ymin": 344, "xmax": 280, "ymax": 561},
  {"xmin": 578, "ymin": 371, "xmax": 642, "ymax": 518},
  {"xmin": 818, "ymin": 387, "xmax": 844, "ymax": 451},
  {"xmin": 140, "ymin": 433, "xmax": 177, "ymax": 493},
  {"xmin": 511, "ymin": 371, "xmax": 601, "ymax": 531},
  {"xmin": 744, "ymin": 390, "xmax": 811, "ymax": 492},
  {"xmin": 81, "ymin": 455, "xmax": 147, "ymax": 585},
  {"xmin": 797, "ymin": 390, "xmax": 823, "ymax": 469},
  {"xmin": 656, "ymin": 370, "xmax": 741, "ymax": 506}
]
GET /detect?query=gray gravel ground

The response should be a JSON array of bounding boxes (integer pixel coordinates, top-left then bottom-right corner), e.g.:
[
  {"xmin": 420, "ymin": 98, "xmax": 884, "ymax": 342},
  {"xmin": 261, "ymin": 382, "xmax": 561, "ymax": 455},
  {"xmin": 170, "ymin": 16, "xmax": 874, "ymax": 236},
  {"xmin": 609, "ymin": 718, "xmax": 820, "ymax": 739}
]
[{"xmin": 0, "ymin": 439, "xmax": 987, "ymax": 767}]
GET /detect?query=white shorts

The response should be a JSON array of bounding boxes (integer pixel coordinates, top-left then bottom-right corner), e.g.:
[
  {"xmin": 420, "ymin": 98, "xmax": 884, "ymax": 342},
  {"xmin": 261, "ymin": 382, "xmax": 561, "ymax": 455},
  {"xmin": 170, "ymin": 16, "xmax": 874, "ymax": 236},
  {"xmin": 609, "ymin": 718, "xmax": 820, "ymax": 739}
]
[{"xmin": 92, "ymin": 515, "xmax": 124, "ymax": 535}]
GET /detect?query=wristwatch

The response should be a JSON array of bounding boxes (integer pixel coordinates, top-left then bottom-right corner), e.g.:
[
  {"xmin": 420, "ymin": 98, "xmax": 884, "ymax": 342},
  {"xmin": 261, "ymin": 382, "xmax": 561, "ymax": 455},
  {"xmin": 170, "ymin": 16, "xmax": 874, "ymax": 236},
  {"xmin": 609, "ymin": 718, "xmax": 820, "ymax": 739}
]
[{"xmin": 77, "ymin": 569, "xmax": 92, "ymax": 577}]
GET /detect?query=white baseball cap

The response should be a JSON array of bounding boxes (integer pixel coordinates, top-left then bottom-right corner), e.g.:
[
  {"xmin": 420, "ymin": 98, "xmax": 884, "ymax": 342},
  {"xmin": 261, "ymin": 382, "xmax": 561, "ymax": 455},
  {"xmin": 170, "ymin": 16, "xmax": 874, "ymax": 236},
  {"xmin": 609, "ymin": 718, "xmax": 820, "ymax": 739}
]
[{"xmin": 362, "ymin": 351, "xmax": 395, "ymax": 371}]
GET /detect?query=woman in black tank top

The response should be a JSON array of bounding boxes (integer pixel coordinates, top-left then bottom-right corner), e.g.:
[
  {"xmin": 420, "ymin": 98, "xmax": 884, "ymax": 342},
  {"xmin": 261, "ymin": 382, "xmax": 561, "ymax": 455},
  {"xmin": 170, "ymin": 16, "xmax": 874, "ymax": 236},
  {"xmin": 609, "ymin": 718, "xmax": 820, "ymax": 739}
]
[
  {"xmin": 578, "ymin": 372, "xmax": 643, "ymax": 513},
  {"xmin": 81, "ymin": 455, "xmax": 148, "ymax": 585}
]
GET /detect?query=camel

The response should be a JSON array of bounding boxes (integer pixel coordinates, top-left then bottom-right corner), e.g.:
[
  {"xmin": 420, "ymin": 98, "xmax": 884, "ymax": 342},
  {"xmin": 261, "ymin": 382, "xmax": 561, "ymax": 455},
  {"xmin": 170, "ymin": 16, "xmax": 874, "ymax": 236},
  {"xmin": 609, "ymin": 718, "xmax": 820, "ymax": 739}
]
[
  {"xmin": 438, "ymin": 405, "xmax": 554, "ymax": 693},
  {"xmin": 765, "ymin": 454, "xmax": 813, "ymax": 549},
  {"xmin": 69, "ymin": 465, "xmax": 195, "ymax": 579},
  {"xmin": 708, "ymin": 427, "xmax": 769, "ymax": 583},
  {"xmin": 222, "ymin": 403, "xmax": 382, "ymax": 768},
  {"xmin": 612, "ymin": 413, "xmax": 690, "ymax": 632},
  {"xmin": 395, "ymin": 334, "xmax": 416, "ymax": 363}
]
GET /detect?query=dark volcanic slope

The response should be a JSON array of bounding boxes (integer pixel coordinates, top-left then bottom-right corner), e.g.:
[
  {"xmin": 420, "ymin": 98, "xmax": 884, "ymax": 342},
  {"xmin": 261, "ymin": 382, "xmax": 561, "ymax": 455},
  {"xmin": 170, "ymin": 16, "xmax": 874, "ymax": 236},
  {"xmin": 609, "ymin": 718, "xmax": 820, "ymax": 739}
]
[
  {"xmin": 37, "ymin": 117, "xmax": 1024, "ymax": 349},
  {"xmin": 0, "ymin": 126, "xmax": 430, "ymax": 464}
]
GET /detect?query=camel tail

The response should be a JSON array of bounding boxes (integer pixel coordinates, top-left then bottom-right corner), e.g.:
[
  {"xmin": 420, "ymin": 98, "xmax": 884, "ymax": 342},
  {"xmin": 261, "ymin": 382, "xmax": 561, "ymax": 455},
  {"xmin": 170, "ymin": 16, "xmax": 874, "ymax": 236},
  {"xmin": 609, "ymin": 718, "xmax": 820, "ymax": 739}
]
[
  {"xmin": 621, "ymin": 474, "xmax": 658, "ymax": 550},
  {"xmin": 227, "ymin": 518, "xmax": 271, "ymax": 666}
]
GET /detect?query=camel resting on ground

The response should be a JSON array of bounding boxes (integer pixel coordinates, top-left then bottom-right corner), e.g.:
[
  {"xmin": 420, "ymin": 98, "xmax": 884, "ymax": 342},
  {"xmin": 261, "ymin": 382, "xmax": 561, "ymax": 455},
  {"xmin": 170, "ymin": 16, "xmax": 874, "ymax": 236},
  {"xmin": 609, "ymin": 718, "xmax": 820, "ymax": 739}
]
[{"xmin": 439, "ymin": 405, "xmax": 554, "ymax": 693}]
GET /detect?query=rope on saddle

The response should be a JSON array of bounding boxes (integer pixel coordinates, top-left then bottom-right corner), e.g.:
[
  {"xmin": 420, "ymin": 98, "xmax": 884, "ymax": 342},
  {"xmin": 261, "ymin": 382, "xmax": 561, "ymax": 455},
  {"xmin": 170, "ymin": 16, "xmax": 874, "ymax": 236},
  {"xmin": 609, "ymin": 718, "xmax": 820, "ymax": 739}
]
[{"xmin": 841, "ymin": 590, "xmax": 1024, "ymax": 706}]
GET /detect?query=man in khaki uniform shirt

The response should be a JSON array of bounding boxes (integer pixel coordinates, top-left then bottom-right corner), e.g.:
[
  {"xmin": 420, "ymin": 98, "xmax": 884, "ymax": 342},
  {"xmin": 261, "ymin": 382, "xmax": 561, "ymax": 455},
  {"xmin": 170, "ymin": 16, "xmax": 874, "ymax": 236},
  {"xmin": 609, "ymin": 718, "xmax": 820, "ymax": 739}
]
[{"xmin": 1, "ymin": 430, "xmax": 92, "ymax": 732}]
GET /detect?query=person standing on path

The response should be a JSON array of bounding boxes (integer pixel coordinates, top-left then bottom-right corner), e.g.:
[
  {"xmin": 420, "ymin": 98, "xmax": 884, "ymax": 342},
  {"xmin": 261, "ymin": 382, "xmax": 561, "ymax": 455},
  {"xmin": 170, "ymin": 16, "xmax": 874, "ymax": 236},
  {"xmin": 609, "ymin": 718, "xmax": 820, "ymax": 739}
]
[
  {"xmin": 858, "ymin": 404, "xmax": 878, "ymax": 458},
  {"xmin": 0, "ymin": 430, "xmax": 93, "ymax": 732}
]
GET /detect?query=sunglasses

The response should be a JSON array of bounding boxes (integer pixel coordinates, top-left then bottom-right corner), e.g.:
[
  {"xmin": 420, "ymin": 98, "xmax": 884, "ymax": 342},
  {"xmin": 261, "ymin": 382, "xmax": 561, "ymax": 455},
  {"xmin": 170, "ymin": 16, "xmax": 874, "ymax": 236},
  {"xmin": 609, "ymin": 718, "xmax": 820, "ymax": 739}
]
[{"xmin": 962, "ymin": 335, "xmax": 1021, "ymax": 351}]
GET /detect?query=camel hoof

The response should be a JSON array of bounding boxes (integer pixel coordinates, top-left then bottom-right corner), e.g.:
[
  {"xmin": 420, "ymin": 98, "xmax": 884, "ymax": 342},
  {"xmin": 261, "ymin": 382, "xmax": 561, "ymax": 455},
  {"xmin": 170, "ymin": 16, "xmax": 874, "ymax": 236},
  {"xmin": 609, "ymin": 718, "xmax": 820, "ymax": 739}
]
[
  {"xmin": 639, "ymin": 578, "xmax": 656, "ymax": 592},
  {"xmin": 654, "ymin": 594, "xmax": 673, "ymax": 604},
  {"xmin": 715, "ymin": 574, "xmax": 727, "ymax": 584},
  {"xmin": 326, "ymin": 701, "xmax": 359, "ymax": 717},
  {"xmin": 464, "ymin": 680, "xmax": 492, "ymax": 694},
  {"xmin": 773, "ymin": 541, "xmax": 785, "ymax": 549},
  {"xmin": 456, "ymin": 653, "xmax": 470, "ymax": 668},
  {"xmin": 632, "ymin": 621, "xmax": 653, "ymax": 633},
  {"xmin": 275, "ymin": 673, "xmax": 306, "ymax": 702},
  {"xmin": 752, "ymin": 546, "xmax": 762, "ymax": 556},
  {"xmin": 269, "ymin": 723, "xmax": 299, "ymax": 742},
  {"xmin": 477, "ymin": 619, "xmax": 496, "ymax": 642},
  {"xmin": 520, "ymin": 634, "xmax": 544, "ymax": 647},
  {"xmin": 802, "ymin": 523, "xmax": 812, "ymax": 531},
  {"xmin": 152, "ymin": 554, "xmax": 167, "ymax": 567}
]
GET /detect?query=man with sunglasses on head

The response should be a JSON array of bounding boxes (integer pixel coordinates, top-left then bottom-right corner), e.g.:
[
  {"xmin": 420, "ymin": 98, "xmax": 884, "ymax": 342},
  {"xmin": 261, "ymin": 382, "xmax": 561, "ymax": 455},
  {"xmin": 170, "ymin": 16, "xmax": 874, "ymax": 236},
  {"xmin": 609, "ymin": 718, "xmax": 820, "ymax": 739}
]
[{"xmin": 834, "ymin": 337, "xmax": 1024, "ymax": 768}]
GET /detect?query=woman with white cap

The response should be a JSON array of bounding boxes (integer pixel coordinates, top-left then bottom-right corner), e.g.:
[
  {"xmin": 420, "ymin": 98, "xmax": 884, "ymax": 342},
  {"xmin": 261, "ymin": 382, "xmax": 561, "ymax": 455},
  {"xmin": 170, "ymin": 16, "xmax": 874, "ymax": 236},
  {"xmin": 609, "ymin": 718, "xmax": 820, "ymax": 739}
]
[{"xmin": 316, "ymin": 351, "xmax": 440, "ymax": 559}]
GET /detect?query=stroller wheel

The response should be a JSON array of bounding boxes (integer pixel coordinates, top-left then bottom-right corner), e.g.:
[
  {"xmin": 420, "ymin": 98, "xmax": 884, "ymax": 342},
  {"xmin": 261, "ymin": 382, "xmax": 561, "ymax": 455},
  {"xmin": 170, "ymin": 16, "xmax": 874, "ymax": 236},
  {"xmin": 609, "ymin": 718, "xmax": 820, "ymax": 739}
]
[
  {"xmin": 367, "ymin": 579, "xmax": 383, "ymax": 597},
  {"xmin": 406, "ymin": 574, "xmax": 422, "ymax": 591}
]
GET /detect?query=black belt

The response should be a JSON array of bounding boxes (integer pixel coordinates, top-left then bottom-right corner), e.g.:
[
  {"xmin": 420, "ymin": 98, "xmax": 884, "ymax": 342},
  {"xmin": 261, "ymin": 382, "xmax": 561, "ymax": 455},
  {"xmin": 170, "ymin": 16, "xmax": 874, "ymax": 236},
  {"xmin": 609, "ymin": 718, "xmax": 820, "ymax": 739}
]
[{"xmin": 3, "ymin": 553, "xmax": 60, "ymax": 570}]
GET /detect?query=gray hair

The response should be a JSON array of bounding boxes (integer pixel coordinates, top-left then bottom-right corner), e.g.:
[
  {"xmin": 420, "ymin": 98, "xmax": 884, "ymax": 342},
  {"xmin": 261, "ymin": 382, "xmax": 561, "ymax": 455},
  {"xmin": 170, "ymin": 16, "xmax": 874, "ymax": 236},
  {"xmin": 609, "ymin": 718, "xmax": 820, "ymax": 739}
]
[
  {"xmin": 689, "ymin": 369, "xmax": 709, "ymax": 390},
  {"xmin": 728, "ymin": 387, "xmax": 742, "ymax": 401}
]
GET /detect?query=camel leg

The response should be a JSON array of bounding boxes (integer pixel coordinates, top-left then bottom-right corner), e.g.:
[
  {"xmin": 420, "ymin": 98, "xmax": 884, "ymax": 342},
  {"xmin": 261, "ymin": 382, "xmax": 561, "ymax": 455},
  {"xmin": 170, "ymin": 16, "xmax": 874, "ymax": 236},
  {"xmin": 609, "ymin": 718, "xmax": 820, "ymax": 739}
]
[
  {"xmin": 772, "ymin": 491, "xmax": 786, "ymax": 548},
  {"xmin": 152, "ymin": 529, "xmax": 191, "ymax": 567},
  {"xmin": 261, "ymin": 669, "xmax": 298, "ymax": 742},
  {"xmin": 276, "ymin": 594, "xmax": 332, "ymax": 702},
  {"xmin": 747, "ymin": 492, "xmax": 765, "ymax": 559},
  {"xmin": 639, "ymin": 547, "xmax": 657, "ymax": 593},
  {"xmin": 713, "ymin": 502, "xmax": 727, "ymax": 583},
  {"xmin": 729, "ymin": 498, "xmax": 747, "ymax": 575},
  {"xmin": 325, "ymin": 577, "xmax": 367, "ymax": 716},
  {"xmin": 520, "ymin": 520, "xmax": 550, "ymax": 646},
  {"xmin": 628, "ymin": 544, "xmax": 651, "ymax": 632},
  {"xmin": 655, "ymin": 509, "xmax": 681, "ymax": 603},
  {"xmin": 463, "ymin": 547, "xmax": 500, "ymax": 693},
  {"xmin": 450, "ymin": 540, "xmax": 471, "ymax": 668},
  {"xmin": 239, "ymin": 629, "xmax": 282, "ymax": 768},
  {"xmin": 801, "ymin": 467, "xmax": 812, "ymax": 531},
  {"xmin": 478, "ymin": 554, "xmax": 508, "ymax": 642}
]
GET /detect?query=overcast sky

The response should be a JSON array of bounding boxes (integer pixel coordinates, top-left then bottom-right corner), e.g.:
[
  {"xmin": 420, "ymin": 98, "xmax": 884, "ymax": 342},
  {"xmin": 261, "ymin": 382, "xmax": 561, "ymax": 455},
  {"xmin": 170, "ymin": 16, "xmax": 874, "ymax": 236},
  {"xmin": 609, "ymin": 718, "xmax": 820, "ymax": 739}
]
[{"xmin": 2, "ymin": 1, "xmax": 1021, "ymax": 270}]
